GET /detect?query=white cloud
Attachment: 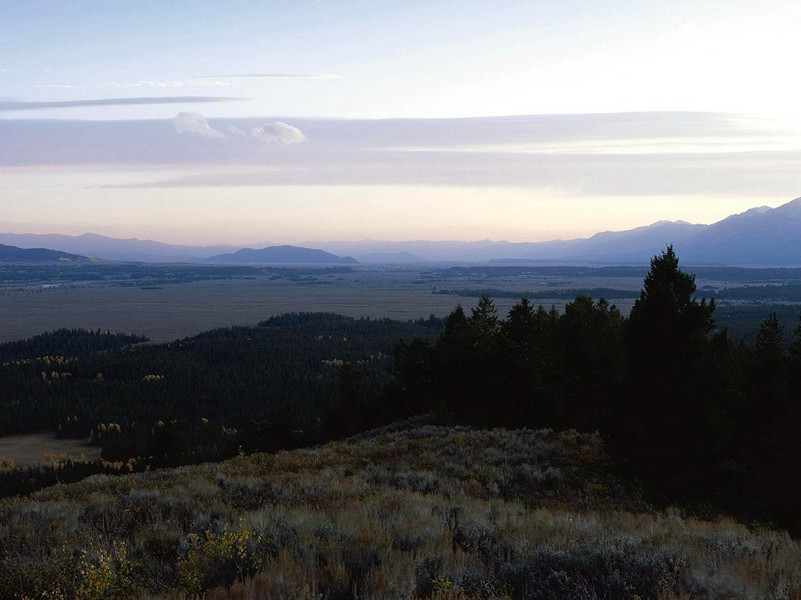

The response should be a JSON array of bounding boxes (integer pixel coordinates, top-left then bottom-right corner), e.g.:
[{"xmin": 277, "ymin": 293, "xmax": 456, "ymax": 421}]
[
  {"xmin": 250, "ymin": 122, "xmax": 306, "ymax": 145},
  {"xmin": 225, "ymin": 125, "xmax": 248, "ymax": 137},
  {"xmin": 173, "ymin": 112, "xmax": 224, "ymax": 139}
]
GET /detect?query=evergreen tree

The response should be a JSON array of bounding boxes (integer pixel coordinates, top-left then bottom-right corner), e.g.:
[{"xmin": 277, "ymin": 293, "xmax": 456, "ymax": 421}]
[
  {"xmin": 470, "ymin": 294, "xmax": 499, "ymax": 334},
  {"xmin": 621, "ymin": 246, "xmax": 717, "ymax": 491},
  {"xmin": 789, "ymin": 312, "xmax": 801, "ymax": 361},
  {"xmin": 755, "ymin": 312, "xmax": 785, "ymax": 361}
]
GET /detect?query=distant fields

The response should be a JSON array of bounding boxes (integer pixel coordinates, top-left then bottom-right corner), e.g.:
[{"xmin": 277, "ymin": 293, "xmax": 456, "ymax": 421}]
[{"xmin": 1, "ymin": 264, "xmax": 799, "ymax": 343}]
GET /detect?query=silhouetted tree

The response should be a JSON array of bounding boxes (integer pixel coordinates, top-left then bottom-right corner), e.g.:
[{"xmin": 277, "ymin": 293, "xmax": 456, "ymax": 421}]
[{"xmin": 620, "ymin": 246, "xmax": 717, "ymax": 491}]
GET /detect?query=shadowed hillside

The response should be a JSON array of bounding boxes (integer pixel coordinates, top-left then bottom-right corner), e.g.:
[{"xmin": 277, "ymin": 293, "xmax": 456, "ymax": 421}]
[
  {"xmin": 2, "ymin": 422, "xmax": 799, "ymax": 599},
  {"xmin": 0, "ymin": 243, "xmax": 88, "ymax": 263}
]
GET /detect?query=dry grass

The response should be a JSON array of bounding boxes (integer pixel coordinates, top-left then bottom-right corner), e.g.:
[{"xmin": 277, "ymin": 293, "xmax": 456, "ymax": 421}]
[{"xmin": 1, "ymin": 423, "xmax": 800, "ymax": 599}]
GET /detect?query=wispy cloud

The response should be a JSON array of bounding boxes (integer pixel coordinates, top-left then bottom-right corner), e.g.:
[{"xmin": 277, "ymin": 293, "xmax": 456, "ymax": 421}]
[
  {"xmin": 174, "ymin": 112, "xmax": 225, "ymax": 139},
  {"xmin": 0, "ymin": 68, "xmax": 18, "ymax": 74},
  {"xmin": 194, "ymin": 73, "xmax": 342, "ymax": 81},
  {"xmin": 36, "ymin": 80, "xmax": 232, "ymax": 90},
  {"xmin": 0, "ymin": 96, "xmax": 244, "ymax": 112},
  {"xmin": 35, "ymin": 74, "xmax": 341, "ymax": 91}
]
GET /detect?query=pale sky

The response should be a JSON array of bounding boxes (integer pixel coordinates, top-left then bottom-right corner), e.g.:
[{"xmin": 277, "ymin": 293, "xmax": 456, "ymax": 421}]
[{"xmin": 1, "ymin": 0, "xmax": 800, "ymax": 244}]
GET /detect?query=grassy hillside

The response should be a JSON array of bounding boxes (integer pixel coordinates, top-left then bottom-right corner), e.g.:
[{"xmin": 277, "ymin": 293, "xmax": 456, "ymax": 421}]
[{"xmin": 2, "ymin": 422, "xmax": 799, "ymax": 599}]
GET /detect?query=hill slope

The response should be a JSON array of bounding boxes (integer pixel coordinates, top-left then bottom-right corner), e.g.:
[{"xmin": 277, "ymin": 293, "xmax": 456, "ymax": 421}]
[
  {"xmin": 0, "ymin": 243, "xmax": 88, "ymax": 263},
  {"xmin": 1, "ymin": 423, "xmax": 798, "ymax": 598},
  {"xmin": 206, "ymin": 244, "xmax": 358, "ymax": 264}
]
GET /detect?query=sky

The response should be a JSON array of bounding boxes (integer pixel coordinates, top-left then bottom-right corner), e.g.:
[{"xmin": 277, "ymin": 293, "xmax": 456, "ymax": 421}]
[{"xmin": 1, "ymin": 0, "xmax": 800, "ymax": 244}]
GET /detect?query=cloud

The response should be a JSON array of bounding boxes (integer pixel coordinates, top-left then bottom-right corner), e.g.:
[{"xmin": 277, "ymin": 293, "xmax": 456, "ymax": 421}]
[
  {"xmin": 4, "ymin": 113, "xmax": 799, "ymax": 200},
  {"xmin": 225, "ymin": 125, "xmax": 248, "ymax": 137},
  {"xmin": 36, "ymin": 80, "xmax": 233, "ymax": 90},
  {"xmin": 34, "ymin": 74, "xmax": 340, "ymax": 90},
  {"xmin": 0, "ymin": 96, "xmax": 242, "ymax": 112},
  {"xmin": 250, "ymin": 122, "xmax": 306, "ymax": 145},
  {"xmin": 195, "ymin": 73, "xmax": 341, "ymax": 81},
  {"xmin": 174, "ymin": 112, "xmax": 224, "ymax": 139}
]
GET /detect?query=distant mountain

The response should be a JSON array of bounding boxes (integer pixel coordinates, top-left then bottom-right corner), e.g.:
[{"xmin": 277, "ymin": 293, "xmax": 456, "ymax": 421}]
[
  {"xmin": 311, "ymin": 223, "xmax": 706, "ymax": 265},
  {"xmin": 517, "ymin": 220, "xmax": 709, "ymax": 264},
  {"xmin": 317, "ymin": 198, "xmax": 801, "ymax": 266},
  {"xmin": 206, "ymin": 245, "xmax": 358, "ymax": 265},
  {"xmin": 312, "ymin": 239, "xmax": 548, "ymax": 263},
  {"xmin": 678, "ymin": 199, "xmax": 801, "ymax": 266},
  {"xmin": 0, "ymin": 232, "xmax": 243, "ymax": 263},
  {"xmin": 0, "ymin": 243, "xmax": 88, "ymax": 263},
  {"xmin": 356, "ymin": 251, "xmax": 423, "ymax": 264}
]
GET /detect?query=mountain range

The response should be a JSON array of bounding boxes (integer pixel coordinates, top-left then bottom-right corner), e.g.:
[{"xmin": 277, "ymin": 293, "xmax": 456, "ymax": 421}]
[{"xmin": 2, "ymin": 197, "xmax": 801, "ymax": 266}]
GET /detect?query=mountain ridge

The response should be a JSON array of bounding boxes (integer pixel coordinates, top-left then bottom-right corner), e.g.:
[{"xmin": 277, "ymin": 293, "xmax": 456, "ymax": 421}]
[{"xmin": 3, "ymin": 197, "xmax": 801, "ymax": 266}]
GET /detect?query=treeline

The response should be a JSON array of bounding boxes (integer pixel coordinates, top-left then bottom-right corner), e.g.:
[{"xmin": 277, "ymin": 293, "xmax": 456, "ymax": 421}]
[
  {"xmin": 712, "ymin": 283, "xmax": 801, "ymax": 301},
  {"xmin": 435, "ymin": 284, "xmax": 801, "ymax": 303},
  {"xmin": 0, "ymin": 328, "xmax": 148, "ymax": 362},
  {"xmin": 392, "ymin": 247, "xmax": 801, "ymax": 532}
]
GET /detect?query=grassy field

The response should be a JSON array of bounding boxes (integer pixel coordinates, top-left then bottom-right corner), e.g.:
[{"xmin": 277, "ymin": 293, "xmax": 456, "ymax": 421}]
[
  {"xmin": 0, "ymin": 432, "xmax": 100, "ymax": 467},
  {"xmin": 1, "ymin": 421, "xmax": 799, "ymax": 599}
]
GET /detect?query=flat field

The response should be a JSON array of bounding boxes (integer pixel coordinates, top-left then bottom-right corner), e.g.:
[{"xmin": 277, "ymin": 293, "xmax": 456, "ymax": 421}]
[{"xmin": 0, "ymin": 432, "xmax": 101, "ymax": 467}]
